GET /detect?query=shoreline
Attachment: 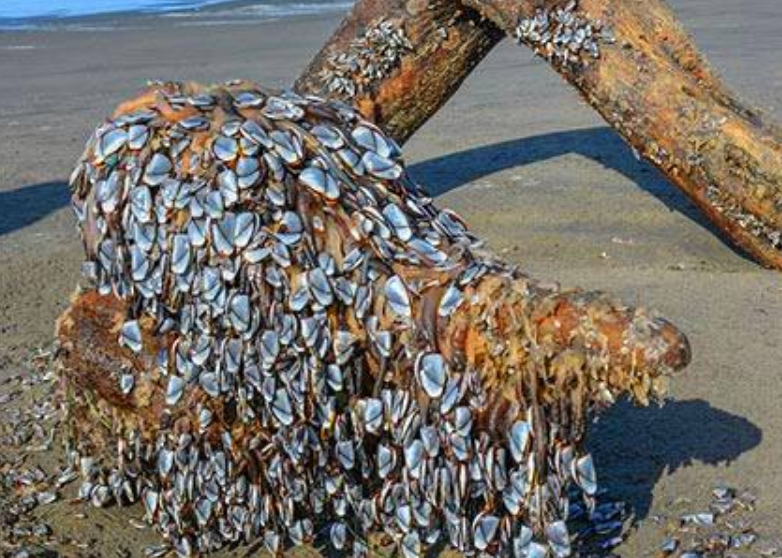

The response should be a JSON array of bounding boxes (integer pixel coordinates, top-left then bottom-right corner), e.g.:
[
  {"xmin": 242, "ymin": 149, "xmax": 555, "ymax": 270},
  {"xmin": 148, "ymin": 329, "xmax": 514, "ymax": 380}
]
[{"xmin": 0, "ymin": 0, "xmax": 353, "ymax": 32}]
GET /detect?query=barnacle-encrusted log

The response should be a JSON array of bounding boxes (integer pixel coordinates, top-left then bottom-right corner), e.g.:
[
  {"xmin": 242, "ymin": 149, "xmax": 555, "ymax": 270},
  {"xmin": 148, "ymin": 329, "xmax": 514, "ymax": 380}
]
[
  {"xmin": 58, "ymin": 82, "xmax": 688, "ymax": 557},
  {"xmin": 299, "ymin": 0, "xmax": 782, "ymax": 269}
]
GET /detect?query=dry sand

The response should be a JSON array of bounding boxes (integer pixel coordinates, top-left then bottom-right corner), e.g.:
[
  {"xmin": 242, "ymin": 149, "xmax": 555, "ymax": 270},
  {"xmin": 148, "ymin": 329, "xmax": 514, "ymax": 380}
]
[{"xmin": 0, "ymin": 1, "xmax": 781, "ymax": 556}]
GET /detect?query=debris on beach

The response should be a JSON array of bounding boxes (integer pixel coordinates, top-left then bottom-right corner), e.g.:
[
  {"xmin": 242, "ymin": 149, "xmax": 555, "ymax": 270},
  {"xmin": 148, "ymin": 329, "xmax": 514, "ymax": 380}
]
[
  {"xmin": 0, "ymin": 350, "xmax": 67, "ymax": 558},
  {"xmin": 652, "ymin": 486, "xmax": 780, "ymax": 558}
]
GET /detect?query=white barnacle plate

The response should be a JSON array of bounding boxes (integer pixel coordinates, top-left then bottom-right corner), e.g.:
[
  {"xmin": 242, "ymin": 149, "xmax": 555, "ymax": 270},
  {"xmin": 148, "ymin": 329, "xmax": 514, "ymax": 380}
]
[
  {"xmin": 166, "ymin": 375, "xmax": 186, "ymax": 406},
  {"xmin": 312, "ymin": 124, "xmax": 344, "ymax": 150},
  {"xmin": 572, "ymin": 453, "xmax": 597, "ymax": 496},
  {"xmin": 438, "ymin": 284, "xmax": 464, "ymax": 317},
  {"xmin": 509, "ymin": 421, "xmax": 532, "ymax": 463},
  {"xmin": 384, "ymin": 275, "xmax": 411, "ymax": 318},
  {"xmin": 143, "ymin": 153, "xmax": 172, "ymax": 186},
  {"xmin": 362, "ymin": 150, "xmax": 402, "ymax": 180},
  {"xmin": 128, "ymin": 125, "xmax": 150, "ymax": 150},
  {"xmin": 170, "ymin": 234, "xmax": 191, "ymax": 275},
  {"xmin": 234, "ymin": 90, "xmax": 264, "ymax": 109},
  {"xmin": 416, "ymin": 353, "xmax": 447, "ymax": 399},
  {"xmin": 308, "ymin": 268, "xmax": 334, "ymax": 307},
  {"xmin": 271, "ymin": 388, "xmax": 294, "ymax": 426},
  {"xmin": 299, "ymin": 165, "xmax": 340, "ymax": 200},
  {"xmin": 119, "ymin": 373, "xmax": 135, "ymax": 395},
  {"xmin": 98, "ymin": 127, "xmax": 128, "ymax": 162},
  {"xmin": 473, "ymin": 514, "xmax": 500, "ymax": 551},
  {"xmin": 401, "ymin": 531, "xmax": 421, "ymax": 558},
  {"xmin": 119, "ymin": 320, "xmax": 143, "ymax": 353},
  {"xmin": 546, "ymin": 520, "xmax": 571, "ymax": 558},
  {"xmin": 330, "ymin": 522, "xmax": 347, "ymax": 550},
  {"xmin": 363, "ymin": 398, "xmax": 384, "ymax": 434},
  {"xmin": 213, "ymin": 136, "xmax": 239, "ymax": 162},
  {"xmin": 351, "ymin": 125, "xmax": 392, "ymax": 158}
]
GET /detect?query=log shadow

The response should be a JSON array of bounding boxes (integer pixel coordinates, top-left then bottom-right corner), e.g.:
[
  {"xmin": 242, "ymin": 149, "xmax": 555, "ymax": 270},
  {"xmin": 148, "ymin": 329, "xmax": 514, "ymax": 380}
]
[
  {"xmin": 409, "ymin": 127, "xmax": 751, "ymax": 260},
  {"xmin": 587, "ymin": 397, "xmax": 762, "ymax": 527},
  {"xmin": 0, "ymin": 181, "xmax": 70, "ymax": 237}
]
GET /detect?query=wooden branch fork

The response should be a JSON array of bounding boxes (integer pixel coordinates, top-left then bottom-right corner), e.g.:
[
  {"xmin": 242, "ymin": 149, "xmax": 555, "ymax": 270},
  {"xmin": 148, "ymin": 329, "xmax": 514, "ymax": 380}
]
[{"xmin": 56, "ymin": 0, "xmax": 782, "ymax": 555}]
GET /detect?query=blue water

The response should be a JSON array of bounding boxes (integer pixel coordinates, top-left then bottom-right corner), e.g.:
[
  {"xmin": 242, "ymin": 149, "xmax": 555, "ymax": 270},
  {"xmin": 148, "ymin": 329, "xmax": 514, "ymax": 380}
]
[{"xmin": 0, "ymin": 0, "xmax": 353, "ymax": 27}]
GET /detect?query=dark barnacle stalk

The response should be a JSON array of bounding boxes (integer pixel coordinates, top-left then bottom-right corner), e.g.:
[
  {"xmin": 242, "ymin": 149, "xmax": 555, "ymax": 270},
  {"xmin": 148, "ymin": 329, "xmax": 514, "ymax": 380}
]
[{"xmin": 58, "ymin": 80, "xmax": 688, "ymax": 558}]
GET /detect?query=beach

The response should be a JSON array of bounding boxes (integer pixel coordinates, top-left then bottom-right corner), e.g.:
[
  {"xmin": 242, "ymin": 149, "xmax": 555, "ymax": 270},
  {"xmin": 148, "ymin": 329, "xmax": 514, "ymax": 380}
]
[{"xmin": 0, "ymin": 0, "xmax": 781, "ymax": 556}]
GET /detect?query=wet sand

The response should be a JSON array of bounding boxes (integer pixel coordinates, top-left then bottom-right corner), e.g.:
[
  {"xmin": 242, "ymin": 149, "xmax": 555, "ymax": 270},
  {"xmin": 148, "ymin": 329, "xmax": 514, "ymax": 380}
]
[{"xmin": 0, "ymin": 1, "xmax": 781, "ymax": 556}]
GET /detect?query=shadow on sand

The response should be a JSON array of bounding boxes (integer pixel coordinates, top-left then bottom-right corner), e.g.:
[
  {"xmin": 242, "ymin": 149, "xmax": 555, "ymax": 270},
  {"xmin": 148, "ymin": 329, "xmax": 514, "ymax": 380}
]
[
  {"xmin": 307, "ymin": 399, "xmax": 761, "ymax": 558},
  {"xmin": 0, "ymin": 127, "xmax": 734, "ymax": 249},
  {"xmin": 588, "ymin": 398, "xmax": 762, "ymax": 526},
  {"xmin": 410, "ymin": 126, "xmax": 722, "ymax": 236},
  {"xmin": 0, "ymin": 181, "xmax": 70, "ymax": 237},
  {"xmin": 0, "ymin": 127, "xmax": 708, "ymax": 239}
]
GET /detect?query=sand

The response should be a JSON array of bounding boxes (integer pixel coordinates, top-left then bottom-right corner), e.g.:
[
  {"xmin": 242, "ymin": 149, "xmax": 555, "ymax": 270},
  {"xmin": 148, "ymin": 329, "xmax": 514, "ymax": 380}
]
[{"xmin": 0, "ymin": 1, "xmax": 780, "ymax": 556}]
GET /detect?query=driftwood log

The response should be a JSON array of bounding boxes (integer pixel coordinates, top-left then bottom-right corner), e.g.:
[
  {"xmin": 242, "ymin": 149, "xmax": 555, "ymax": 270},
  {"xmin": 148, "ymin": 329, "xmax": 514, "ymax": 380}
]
[
  {"xmin": 56, "ymin": 81, "xmax": 690, "ymax": 557},
  {"xmin": 296, "ymin": 0, "xmax": 782, "ymax": 270},
  {"xmin": 60, "ymin": 0, "xmax": 782, "ymax": 445},
  {"xmin": 56, "ymin": 0, "xmax": 695, "ymax": 465}
]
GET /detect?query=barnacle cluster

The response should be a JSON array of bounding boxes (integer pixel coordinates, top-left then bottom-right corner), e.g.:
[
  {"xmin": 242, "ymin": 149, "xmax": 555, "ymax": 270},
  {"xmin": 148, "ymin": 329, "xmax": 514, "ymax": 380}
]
[
  {"xmin": 319, "ymin": 17, "xmax": 413, "ymax": 98},
  {"xmin": 706, "ymin": 185, "xmax": 782, "ymax": 251},
  {"xmin": 66, "ymin": 80, "xmax": 684, "ymax": 558},
  {"xmin": 515, "ymin": 0, "xmax": 614, "ymax": 67}
]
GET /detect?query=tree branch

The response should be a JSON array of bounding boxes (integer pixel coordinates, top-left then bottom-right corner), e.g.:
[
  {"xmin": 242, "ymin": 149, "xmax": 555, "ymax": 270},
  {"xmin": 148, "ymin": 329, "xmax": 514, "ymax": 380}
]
[{"xmin": 294, "ymin": 0, "xmax": 503, "ymax": 144}]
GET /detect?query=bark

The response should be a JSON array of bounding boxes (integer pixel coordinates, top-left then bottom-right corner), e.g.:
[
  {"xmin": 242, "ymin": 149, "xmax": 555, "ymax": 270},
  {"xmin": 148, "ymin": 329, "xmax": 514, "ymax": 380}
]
[
  {"xmin": 294, "ymin": 0, "xmax": 503, "ymax": 144},
  {"xmin": 297, "ymin": 0, "xmax": 782, "ymax": 269}
]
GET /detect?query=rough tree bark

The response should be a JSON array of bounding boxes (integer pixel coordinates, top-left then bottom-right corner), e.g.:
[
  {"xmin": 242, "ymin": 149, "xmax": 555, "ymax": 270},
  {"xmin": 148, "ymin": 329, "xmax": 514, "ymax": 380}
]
[
  {"xmin": 296, "ymin": 0, "xmax": 782, "ymax": 270},
  {"xmin": 294, "ymin": 0, "xmax": 504, "ymax": 144}
]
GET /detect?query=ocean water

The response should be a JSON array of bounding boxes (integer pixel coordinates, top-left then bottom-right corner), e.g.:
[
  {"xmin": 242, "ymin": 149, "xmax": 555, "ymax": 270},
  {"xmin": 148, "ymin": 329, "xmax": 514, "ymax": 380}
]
[{"xmin": 0, "ymin": 0, "xmax": 354, "ymax": 27}]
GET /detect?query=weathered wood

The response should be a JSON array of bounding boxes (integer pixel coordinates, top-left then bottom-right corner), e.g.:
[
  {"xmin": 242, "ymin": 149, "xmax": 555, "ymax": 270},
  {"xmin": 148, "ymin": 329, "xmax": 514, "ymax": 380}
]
[{"xmin": 294, "ymin": 0, "xmax": 503, "ymax": 145}]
